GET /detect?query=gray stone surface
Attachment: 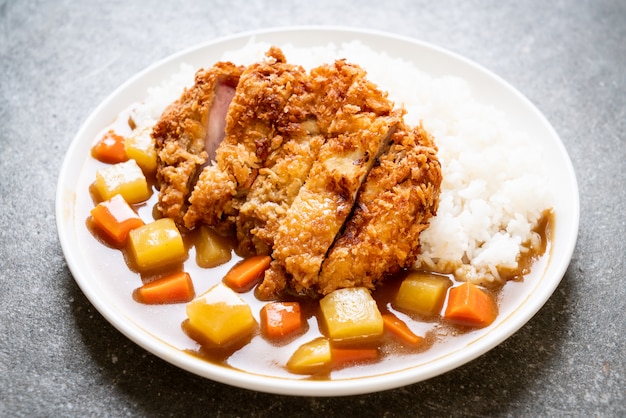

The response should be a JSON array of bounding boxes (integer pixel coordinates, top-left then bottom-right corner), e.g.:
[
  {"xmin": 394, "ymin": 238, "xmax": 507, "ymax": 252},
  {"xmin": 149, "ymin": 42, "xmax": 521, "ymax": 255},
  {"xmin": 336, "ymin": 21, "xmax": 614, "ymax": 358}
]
[{"xmin": 1, "ymin": 0, "xmax": 624, "ymax": 416}]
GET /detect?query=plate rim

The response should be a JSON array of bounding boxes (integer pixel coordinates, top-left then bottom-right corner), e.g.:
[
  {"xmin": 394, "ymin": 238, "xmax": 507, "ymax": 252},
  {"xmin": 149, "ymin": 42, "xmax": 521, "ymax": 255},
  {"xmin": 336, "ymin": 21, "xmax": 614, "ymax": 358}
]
[{"xmin": 55, "ymin": 25, "xmax": 580, "ymax": 396}]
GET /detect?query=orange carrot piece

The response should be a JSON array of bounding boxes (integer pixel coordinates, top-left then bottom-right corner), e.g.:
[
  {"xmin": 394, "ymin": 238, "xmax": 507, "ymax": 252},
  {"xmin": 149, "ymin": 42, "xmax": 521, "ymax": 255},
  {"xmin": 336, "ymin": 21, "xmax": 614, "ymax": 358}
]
[
  {"xmin": 91, "ymin": 130, "xmax": 128, "ymax": 164},
  {"xmin": 444, "ymin": 282, "xmax": 498, "ymax": 328},
  {"xmin": 222, "ymin": 255, "xmax": 272, "ymax": 292},
  {"xmin": 260, "ymin": 302, "xmax": 303, "ymax": 339},
  {"xmin": 134, "ymin": 271, "xmax": 195, "ymax": 305},
  {"xmin": 90, "ymin": 194, "xmax": 144, "ymax": 246},
  {"xmin": 382, "ymin": 313, "xmax": 424, "ymax": 346},
  {"xmin": 331, "ymin": 347, "xmax": 379, "ymax": 366}
]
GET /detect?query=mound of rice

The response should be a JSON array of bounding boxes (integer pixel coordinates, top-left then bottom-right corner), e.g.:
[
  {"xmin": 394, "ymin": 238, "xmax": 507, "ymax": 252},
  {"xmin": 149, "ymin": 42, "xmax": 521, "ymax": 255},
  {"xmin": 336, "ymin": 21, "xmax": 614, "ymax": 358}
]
[{"xmin": 131, "ymin": 40, "xmax": 552, "ymax": 286}]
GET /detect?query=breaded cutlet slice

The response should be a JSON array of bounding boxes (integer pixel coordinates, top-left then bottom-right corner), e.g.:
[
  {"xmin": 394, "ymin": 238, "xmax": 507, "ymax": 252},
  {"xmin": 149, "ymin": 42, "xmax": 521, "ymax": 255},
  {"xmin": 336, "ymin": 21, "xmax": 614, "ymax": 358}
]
[
  {"xmin": 152, "ymin": 62, "xmax": 242, "ymax": 225},
  {"xmin": 235, "ymin": 117, "xmax": 325, "ymax": 256},
  {"xmin": 234, "ymin": 59, "xmax": 321, "ymax": 256},
  {"xmin": 317, "ymin": 124, "xmax": 442, "ymax": 295},
  {"xmin": 257, "ymin": 61, "xmax": 401, "ymax": 298},
  {"xmin": 236, "ymin": 57, "xmax": 389, "ymax": 256},
  {"xmin": 183, "ymin": 47, "xmax": 309, "ymax": 233}
]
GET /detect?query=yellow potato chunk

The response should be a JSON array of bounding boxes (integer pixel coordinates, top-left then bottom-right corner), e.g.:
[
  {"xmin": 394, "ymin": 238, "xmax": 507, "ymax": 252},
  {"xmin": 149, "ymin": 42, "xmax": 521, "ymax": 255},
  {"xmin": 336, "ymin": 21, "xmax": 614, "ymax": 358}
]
[
  {"xmin": 125, "ymin": 127, "xmax": 157, "ymax": 175},
  {"xmin": 286, "ymin": 337, "xmax": 332, "ymax": 375},
  {"xmin": 128, "ymin": 218, "xmax": 186, "ymax": 271},
  {"xmin": 394, "ymin": 272, "xmax": 452, "ymax": 317},
  {"xmin": 185, "ymin": 283, "xmax": 257, "ymax": 347},
  {"xmin": 319, "ymin": 287, "xmax": 383, "ymax": 342},
  {"xmin": 94, "ymin": 159, "xmax": 151, "ymax": 204},
  {"xmin": 195, "ymin": 225, "xmax": 232, "ymax": 268}
]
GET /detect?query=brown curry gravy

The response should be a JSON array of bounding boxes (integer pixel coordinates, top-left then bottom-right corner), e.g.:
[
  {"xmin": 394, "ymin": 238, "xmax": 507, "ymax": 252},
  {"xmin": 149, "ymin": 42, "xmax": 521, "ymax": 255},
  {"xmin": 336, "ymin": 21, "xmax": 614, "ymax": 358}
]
[
  {"xmin": 82, "ymin": 110, "xmax": 554, "ymax": 379},
  {"xmin": 86, "ymin": 169, "xmax": 553, "ymax": 378}
]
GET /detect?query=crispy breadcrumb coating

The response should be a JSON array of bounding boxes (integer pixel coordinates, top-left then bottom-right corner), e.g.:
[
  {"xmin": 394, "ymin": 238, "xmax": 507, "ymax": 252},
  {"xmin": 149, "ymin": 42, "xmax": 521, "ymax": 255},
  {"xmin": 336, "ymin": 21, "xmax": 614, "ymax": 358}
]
[
  {"xmin": 258, "ymin": 60, "xmax": 401, "ymax": 298},
  {"xmin": 317, "ymin": 124, "xmax": 442, "ymax": 295},
  {"xmin": 183, "ymin": 48, "xmax": 310, "ymax": 233},
  {"xmin": 153, "ymin": 62, "xmax": 242, "ymax": 225}
]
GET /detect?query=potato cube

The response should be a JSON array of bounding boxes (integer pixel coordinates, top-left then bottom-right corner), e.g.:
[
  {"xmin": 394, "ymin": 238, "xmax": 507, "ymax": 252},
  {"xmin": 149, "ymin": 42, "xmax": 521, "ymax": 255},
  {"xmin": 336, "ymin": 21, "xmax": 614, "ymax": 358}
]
[
  {"xmin": 94, "ymin": 159, "xmax": 151, "ymax": 204},
  {"xmin": 128, "ymin": 218, "xmax": 186, "ymax": 271},
  {"xmin": 125, "ymin": 127, "xmax": 157, "ymax": 175},
  {"xmin": 195, "ymin": 225, "xmax": 232, "ymax": 268},
  {"xmin": 286, "ymin": 337, "xmax": 332, "ymax": 375},
  {"xmin": 319, "ymin": 287, "xmax": 383, "ymax": 342},
  {"xmin": 394, "ymin": 272, "xmax": 452, "ymax": 317},
  {"xmin": 185, "ymin": 283, "xmax": 257, "ymax": 347}
]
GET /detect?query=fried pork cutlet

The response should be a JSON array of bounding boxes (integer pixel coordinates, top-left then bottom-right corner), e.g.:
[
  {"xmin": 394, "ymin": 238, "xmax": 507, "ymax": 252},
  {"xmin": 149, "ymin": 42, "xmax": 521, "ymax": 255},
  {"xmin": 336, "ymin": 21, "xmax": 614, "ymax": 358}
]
[
  {"xmin": 154, "ymin": 48, "xmax": 442, "ymax": 301},
  {"xmin": 316, "ymin": 124, "xmax": 442, "ymax": 295},
  {"xmin": 257, "ymin": 61, "xmax": 402, "ymax": 299},
  {"xmin": 153, "ymin": 62, "xmax": 242, "ymax": 225},
  {"xmin": 183, "ymin": 48, "xmax": 311, "ymax": 233}
]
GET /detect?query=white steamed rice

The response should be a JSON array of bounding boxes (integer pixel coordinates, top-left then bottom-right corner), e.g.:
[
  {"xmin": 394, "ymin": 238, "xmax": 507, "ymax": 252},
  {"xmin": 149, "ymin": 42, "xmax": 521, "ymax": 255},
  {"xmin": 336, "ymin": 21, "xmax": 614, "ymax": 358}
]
[{"xmin": 130, "ymin": 40, "xmax": 552, "ymax": 285}]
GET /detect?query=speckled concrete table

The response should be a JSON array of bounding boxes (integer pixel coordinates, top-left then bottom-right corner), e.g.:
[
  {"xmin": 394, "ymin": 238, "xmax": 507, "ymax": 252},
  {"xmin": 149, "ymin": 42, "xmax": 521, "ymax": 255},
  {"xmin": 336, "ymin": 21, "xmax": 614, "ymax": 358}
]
[{"xmin": 1, "ymin": 0, "xmax": 624, "ymax": 416}]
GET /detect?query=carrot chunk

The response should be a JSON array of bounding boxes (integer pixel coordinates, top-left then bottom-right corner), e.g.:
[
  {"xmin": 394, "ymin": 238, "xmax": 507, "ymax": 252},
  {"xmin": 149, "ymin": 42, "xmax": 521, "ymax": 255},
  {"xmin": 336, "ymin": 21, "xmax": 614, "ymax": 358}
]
[
  {"xmin": 134, "ymin": 271, "xmax": 195, "ymax": 305},
  {"xmin": 91, "ymin": 130, "xmax": 128, "ymax": 164},
  {"xmin": 331, "ymin": 347, "xmax": 379, "ymax": 366},
  {"xmin": 222, "ymin": 255, "xmax": 272, "ymax": 292},
  {"xmin": 382, "ymin": 313, "xmax": 424, "ymax": 346},
  {"xmin": 90, "ymin": 194, "xmax": 144, "ymax": 246},
  {"xmin": 260, "ymin": 302, "xmax": 303, "ymax": 339},
  {"xmin": 444, "ymin": 282, "xmax": 498, "ymax": 328}
]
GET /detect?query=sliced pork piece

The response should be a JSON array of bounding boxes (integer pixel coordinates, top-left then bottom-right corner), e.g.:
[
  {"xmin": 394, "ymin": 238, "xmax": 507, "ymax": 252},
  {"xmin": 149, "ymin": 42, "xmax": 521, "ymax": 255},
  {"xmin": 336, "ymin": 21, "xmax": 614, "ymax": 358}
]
[
  {"xmin": 257, "ymin": 61, "xmax": 402, "ymax": 298},
  {"xmin": 153, "ymin": 62, "xmax": 242, "ymax": 225},
  {"xmin": 236, "ymin": 58, "xmax": 377, "ymax": 256},
  {"xmin": 183, "ymin": 48, "xmax": 310, "ymax": 233},
  {"xmin": 236, "ymin": 118, "xmax": 324, "ymax": 256},
  {"xmin": 317, "ymin": 124, "xmax": 442, "ymax": 295}
]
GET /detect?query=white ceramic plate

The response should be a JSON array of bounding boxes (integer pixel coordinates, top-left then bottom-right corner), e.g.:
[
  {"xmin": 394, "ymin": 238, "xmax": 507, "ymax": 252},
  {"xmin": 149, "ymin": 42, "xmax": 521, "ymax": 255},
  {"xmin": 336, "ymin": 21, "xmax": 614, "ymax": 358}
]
[{"xmin": 56, "ymin": 27, "xmax": 579, "ymax": 396}]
